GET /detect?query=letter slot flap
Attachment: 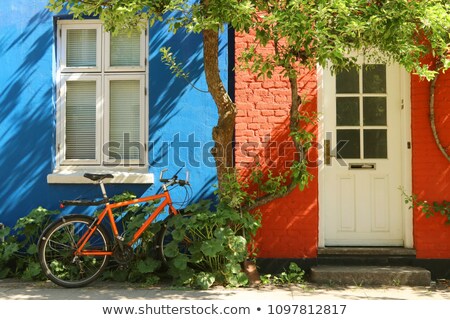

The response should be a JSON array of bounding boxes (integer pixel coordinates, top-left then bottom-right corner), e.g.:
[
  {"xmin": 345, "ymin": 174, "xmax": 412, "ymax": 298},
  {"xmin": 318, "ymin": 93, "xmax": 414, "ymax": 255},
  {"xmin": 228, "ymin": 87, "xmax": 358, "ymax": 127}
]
[{"xmin": 349, "ymin": 163, "xmax": 376, "ymax": 170}]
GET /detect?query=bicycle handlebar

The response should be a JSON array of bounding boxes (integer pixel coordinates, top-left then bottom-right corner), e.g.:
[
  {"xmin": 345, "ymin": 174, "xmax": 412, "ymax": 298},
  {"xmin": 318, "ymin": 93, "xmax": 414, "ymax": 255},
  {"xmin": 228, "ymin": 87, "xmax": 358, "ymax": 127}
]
[{"xmin": 159, "ymin": 168, "xmax": 190, "ymax": 186}]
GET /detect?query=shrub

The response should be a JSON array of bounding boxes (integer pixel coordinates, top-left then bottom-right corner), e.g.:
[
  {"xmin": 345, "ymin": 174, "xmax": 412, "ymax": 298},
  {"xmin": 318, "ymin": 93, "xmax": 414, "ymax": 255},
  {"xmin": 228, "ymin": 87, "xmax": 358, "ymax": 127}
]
[{"xmin": 0, "ymin": 207, "xmax": 59, "ymax": 280}]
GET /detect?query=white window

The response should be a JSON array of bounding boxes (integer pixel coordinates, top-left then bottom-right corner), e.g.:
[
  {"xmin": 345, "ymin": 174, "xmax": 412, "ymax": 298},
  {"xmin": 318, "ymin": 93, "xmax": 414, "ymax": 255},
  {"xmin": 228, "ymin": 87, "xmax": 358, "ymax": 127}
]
[{"xmin": 55, "ymin": 20, "xmax": 148, "ymax": 170}]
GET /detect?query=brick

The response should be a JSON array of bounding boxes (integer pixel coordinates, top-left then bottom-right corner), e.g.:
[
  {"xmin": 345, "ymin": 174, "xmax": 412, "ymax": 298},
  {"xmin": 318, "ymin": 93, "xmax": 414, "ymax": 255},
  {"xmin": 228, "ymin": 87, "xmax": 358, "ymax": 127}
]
[
  {"xmin": 261, "ymin": 110, "xmax": 274, "ymax": 116},
  {"xmin": 275, "ymin": 110, "xmax": 289, "ymax": 116},
  {"xmin": 247, "ymin": 123, "xmax": 260, "ymax": 130},
  {"xmin": 235, "ymin": 123, "xmax": 247, "ymax": 130}
]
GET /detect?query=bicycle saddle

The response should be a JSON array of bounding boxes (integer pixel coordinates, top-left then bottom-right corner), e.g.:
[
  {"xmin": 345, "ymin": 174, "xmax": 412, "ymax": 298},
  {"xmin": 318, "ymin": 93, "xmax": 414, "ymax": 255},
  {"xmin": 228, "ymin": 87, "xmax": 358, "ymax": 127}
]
[{"xmin": 83, "ymin": 173, "xmax": 114, "ymax": 181}]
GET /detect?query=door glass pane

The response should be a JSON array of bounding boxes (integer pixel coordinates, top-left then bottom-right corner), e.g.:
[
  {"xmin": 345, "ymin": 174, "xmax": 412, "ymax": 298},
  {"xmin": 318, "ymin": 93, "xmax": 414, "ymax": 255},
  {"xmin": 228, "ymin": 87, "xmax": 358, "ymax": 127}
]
[
  {"xmin": 337, "ymin": 97, "xmax": 360, "ymax": 126},
  {"xmin": 109, "ymin": 80, "xmax": 141, "ymax": 160},
  {"xmin": 363, "ymin": 64, "xmax": 386, "ymax": 93},
  {"xmin": 363, "ymin": 97, "xmax": 387, "ymax": 126},
  {"xmin": 364, "ymin": 129, "xmax": 387, "ymax": 158},
  {"xmin": 110, "ymin": 31, "xmax": 141, "ymax": 67},
  {"xmin": 66, "ymin": 29, "xmax": 97, "ymax": 67},
  {"xmin": 336, "ymin": 67, "xmax": 359, "ymax": 93},
  {"xmin": 337, "ymin": 129, "xmax": 360, "ymax": 159},
  {"xmin": 66, "ymin": 81, "xmax": 96, "ymax": 159}
]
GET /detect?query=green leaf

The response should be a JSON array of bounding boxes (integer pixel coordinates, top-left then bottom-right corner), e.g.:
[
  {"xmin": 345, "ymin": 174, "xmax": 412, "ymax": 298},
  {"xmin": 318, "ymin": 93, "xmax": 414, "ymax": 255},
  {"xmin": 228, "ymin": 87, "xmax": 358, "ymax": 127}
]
[
  {"xmin": 225, "ymin": 262, "xmax": 242, "ymax": 274},
  {"xmin": 2, "ymin": 243, "xmax": 19, "ymax": 260},
  {"xmin": 227, "ymin": 271, "xmax": 248, "ymax": 287},
  {"xmin": 200, "ymin": 238, "xmax": 224, "ymax": 257},
  {"xmin": 137, "ymin": 258, "xmax": 160, "ymax": 274},
  {"xmin": 194, "ymin": 272, "xmax": 215, "ymax": 289},
  {"xmin": 22, "ymin": 262, "xmax": 42, "ymax": 280},
  {"xmin": 26, "ymin": 243, "xmax": 38, "ymax": 255},
  {"xmin": 172, "ymin": 254, "xmax": 189, "ymax": 270},
  {"xmin": 164, "ymin": 241, "xmax": 181, "ymax": 258}
]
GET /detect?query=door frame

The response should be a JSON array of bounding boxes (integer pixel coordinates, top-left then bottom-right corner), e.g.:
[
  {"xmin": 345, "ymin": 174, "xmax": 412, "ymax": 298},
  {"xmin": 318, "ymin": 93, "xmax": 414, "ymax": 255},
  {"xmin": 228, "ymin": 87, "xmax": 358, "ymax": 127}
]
[{"xmin": 317, "ymin": 64, "xmax": 413, "ymax": 248}]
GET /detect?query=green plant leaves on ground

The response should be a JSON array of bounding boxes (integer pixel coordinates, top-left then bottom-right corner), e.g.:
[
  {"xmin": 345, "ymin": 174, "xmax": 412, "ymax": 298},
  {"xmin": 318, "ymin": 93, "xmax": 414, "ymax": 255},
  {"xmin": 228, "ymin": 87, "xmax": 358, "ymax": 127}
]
[
  {"xmin": 0, "ymin": 207, "xmax": 58, "ymax": 280},
  {"xmin": 1, "ymin": 184, "xmax": 261, "ymax": 290},
  {"xmin": 260, "ymin": 262, "xmax": 305, "ymax": 286},
  {"xmin": 162, "ymin": 185, "xmax": 261, "ymax": 289}
]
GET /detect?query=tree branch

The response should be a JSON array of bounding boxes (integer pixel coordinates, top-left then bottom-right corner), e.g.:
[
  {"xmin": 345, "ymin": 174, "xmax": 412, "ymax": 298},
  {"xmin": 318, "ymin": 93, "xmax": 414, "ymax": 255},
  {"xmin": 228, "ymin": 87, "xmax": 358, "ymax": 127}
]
[
  {"xmin": 245, "ymin": 73, "xmax": 303, "ymax": 211},
  {"xmin": 429, "ymin": 73, "xmax": 450, "ymax": 162}
]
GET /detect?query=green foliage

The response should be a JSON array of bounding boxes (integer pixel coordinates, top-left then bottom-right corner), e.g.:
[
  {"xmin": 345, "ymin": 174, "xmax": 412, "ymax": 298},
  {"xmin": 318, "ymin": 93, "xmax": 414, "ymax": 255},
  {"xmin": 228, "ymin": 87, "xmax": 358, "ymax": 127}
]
[
  {"xmin": 248, "ymin": 111, "xmax": 317, "ymax": 196},
  {"xmin": 218, "ymin": 171, "xmax": 256, "ymax": 209},
  {"xmin": 260, "ymin": 262, "xmax": 305, "ymax": 285},
  {"xmin": 0, "ymin": 207, "xmax": 59, "ymax": 280},
  {"xmin": 160, "ymin": 47, "xmax": 190, "ymax": 81},
  {"xmin": 401, "ymin": 188, "xmax": 450, "ymax": 224},
  {"xmin": 47, "ymin": 1, "xmax": 450, "ymax": 79},
  {"xmin": 163, "ymin": 179, "xmax": 261, "ymax": 289},
  {"xmin": 251, "ymin": 169, "xmax": 288, "ymax": 198}
]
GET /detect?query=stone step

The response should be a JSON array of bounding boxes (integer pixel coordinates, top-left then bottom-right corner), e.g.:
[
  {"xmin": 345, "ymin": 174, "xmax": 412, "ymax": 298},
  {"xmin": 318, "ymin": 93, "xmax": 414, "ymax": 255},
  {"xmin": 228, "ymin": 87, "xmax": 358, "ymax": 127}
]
[
  {"xmin": 318, "ymin": 247, "xmax": 416, "ymax": 256},
  {"xmin": 316, "ymin": 247, "xmax": 418, "ymax": 267},
  {"xmin": 310, "ymin": 265, "xmax": 431, "ymax": 286}
]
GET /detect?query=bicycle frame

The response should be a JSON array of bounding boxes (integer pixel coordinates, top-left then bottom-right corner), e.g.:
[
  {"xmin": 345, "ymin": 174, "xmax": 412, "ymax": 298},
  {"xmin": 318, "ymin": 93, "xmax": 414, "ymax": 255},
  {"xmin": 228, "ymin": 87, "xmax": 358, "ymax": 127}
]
[{"xmin": 74, "ymin": 189, "xmax": 178, "ymax": 257}]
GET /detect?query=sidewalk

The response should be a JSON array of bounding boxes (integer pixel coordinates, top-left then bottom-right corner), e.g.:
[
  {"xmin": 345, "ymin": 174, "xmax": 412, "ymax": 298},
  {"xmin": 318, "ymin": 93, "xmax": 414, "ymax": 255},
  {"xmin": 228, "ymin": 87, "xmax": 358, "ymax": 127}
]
[{"xmin": 0, "ymin": 279, "xmax": 449, "ymax": 300}]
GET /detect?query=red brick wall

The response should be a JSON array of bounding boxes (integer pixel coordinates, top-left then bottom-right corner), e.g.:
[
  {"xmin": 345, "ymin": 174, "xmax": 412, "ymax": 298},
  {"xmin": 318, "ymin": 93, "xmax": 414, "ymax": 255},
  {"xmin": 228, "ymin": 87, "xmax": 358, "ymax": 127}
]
[
  {"xmin": 411, "ymin": 72, "xmax": 450, "ymax": 258},
  {"xmin": 235, "ymin": 32, "xmax": 450, "ymax": 259},
  {"xmin": 235, "ymin": 33, "xmax": 319, "ymax": 258}
]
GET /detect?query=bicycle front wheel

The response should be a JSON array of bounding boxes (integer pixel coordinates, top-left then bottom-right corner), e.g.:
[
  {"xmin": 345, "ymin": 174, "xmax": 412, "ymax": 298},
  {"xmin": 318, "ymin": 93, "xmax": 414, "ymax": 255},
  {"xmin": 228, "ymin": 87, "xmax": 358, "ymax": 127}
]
[{"xmin": 38, "ymin": 215, "xmax": 112, "ymax": 288}]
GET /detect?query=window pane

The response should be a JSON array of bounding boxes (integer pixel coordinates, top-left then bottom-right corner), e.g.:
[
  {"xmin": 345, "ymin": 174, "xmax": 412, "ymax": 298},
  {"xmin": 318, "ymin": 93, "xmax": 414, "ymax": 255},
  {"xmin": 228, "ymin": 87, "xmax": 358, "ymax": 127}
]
[
  {"xmin": 363, "ymin": 97, "xmax": 387, "ymax": 126},
  {"xmin": 336, "ymin": 97, "xmax": 360, "ymax": 126},
  {"xmin": 110, "ymin": 31, "xmax": 141, "ymax": 67},
  {"xmin": 66, "ymin": 81, "xmax": 97, "ymax": 159},
  {"xmin": 363, "ymin": 64, "xmax": 386, "ymax": 93},
  {"xmin": 364, "ymin": 129, "xmax": 387, "ymax": 158},
  {"xmin": 109, "ymin": 80, "xmax": 141, "ymax": 160},
  {"xmin": 66, "ymin": 29, "xmax": 97, "ymax": 67},
  {"xmin": 337, "ymin": 129, "xmax": 360, "ymax": 159},
  {"xmin": 336, "ymin": 67, "xmax": 359, "ymax": 93}
]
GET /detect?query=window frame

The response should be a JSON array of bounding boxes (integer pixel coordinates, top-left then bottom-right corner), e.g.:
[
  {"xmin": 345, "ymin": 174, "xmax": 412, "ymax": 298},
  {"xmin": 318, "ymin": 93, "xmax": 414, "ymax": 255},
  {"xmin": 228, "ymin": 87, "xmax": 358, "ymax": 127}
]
[
  {"xmin": 103, "ymin": 74, "xmax": 147, "ymax": 166},
  {"xmin": 57, "ymin": 74, "xmax": 103, "ymax": 166},
  {"xmin": 104, "ymin": 30, "xmax": 147, "ymax": 72},
  {"xmin": 60, "ymin": 22, "xmax": 102, "ymax": 73},
  {"xmin": 55, "ymin": 19, "xmax": 149, "ymax": 171}
]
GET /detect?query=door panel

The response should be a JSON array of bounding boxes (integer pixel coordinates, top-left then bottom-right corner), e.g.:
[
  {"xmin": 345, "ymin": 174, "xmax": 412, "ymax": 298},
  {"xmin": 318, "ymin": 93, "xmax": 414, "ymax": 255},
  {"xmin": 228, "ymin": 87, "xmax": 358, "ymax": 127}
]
[{"xmin": 321, "ymin": 59, "xmax": 403, "ymax": 246}]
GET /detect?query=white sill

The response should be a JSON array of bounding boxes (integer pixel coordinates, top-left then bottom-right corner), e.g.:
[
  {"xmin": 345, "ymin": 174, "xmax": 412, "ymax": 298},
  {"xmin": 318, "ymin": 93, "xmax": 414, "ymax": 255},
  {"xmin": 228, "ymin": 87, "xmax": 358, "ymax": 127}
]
[{"xmin": 47, "ymin": 169, "xmax": 154, "ymax": 184}]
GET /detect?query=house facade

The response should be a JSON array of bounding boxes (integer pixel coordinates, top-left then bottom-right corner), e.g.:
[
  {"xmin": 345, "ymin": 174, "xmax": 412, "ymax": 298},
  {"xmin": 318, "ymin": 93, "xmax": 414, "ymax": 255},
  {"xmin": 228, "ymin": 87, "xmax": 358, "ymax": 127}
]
[
  {"xmin": 1, "ymin": 1, "xmax": 449, "ymax": 279},
  {"xmin": 0, "ymin": 0, "xmax": 228, "ymax": 227},
  {"xmin": 235, "ymin": 32, "xmax": 450, "ymax": 277}
]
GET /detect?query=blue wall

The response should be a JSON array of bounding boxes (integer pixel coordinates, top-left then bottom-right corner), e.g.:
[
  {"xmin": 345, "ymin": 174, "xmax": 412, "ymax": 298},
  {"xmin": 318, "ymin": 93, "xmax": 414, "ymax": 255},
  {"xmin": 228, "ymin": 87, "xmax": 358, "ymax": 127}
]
[{"xmin": 0, "ymin": 0, "xmax": 226, "ymax": 227}]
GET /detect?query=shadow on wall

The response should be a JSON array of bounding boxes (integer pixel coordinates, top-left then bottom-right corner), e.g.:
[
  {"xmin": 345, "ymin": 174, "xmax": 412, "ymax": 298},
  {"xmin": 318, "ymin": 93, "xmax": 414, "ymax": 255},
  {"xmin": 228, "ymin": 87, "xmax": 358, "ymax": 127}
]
[
  {"xmin": 235, "ymin": 67, "xmax": 319, "ymax": 259},
  {"xmin": 0, "ymin": 9, "xmax": 223, "ymax": 226},
  {"xmin": 148, "ymin": 20, "xmax": 227, "ymax": 204},
  {"xmin": 0, "ymin": 9, "xmax": 54, "ymax": 226}
]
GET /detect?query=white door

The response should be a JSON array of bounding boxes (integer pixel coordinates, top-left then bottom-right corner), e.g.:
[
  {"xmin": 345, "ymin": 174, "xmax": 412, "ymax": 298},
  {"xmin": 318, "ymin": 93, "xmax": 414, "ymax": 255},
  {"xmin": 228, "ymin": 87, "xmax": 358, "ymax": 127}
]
[{"xmin": 320, "ymin": 59, "xmax": 404, "ymax": 246}]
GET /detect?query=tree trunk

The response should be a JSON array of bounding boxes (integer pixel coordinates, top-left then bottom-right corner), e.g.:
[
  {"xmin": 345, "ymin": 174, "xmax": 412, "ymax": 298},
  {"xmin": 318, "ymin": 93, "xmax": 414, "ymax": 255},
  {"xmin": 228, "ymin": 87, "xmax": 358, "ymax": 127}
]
[{"xmin": 203, "ymin": 29, "xmax": 236, "ymax": 187}]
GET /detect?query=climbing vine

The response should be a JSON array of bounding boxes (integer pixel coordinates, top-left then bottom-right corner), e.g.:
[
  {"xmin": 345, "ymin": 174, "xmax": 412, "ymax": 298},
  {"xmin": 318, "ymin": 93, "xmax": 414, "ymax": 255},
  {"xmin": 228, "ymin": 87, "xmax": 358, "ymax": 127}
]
[{"xmin": 429, "ymin": 72, "xmax": 450, "ymax": 162}]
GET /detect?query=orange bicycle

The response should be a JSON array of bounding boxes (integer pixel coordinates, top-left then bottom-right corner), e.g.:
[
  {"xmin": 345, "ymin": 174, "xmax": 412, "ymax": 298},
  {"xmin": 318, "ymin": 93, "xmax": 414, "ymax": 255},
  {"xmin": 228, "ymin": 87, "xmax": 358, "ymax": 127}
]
[{"xmin": 38, "ymin": 168, "xmax": 190, "ymax": 288}]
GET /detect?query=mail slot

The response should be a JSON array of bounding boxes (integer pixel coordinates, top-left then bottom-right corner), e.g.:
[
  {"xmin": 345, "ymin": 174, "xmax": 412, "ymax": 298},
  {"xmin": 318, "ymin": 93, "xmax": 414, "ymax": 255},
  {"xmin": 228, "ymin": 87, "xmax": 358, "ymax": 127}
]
[{"xmin": 349, "ymin": 163, "xmax": 376, "ymax": 170}]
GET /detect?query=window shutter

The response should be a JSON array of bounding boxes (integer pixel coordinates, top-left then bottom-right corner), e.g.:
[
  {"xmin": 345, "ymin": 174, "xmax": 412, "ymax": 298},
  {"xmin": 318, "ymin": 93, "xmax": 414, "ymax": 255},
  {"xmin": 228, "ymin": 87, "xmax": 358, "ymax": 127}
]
[
  {"xmin": 109, "ymin": 80, "xmax": 141, "ymax": 160},
  {"xmin": 110, "ymin": 31, "xmax": 141, "ymax": 67},
  {"xmin": 65, "ymin": 81, "xmax": 97, "ymax": 160},
  {"xmin": 66, "ymin": 29, "xmax": 97, "ymax": 67}
]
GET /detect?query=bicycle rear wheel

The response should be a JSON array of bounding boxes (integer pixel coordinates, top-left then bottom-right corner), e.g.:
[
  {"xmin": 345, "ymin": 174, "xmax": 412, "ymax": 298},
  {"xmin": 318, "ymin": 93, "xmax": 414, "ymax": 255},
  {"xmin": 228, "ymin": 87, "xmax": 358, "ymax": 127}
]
[{"xmin": 38, "ymin": 215, "xmax": 112, "ymax": 288}]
